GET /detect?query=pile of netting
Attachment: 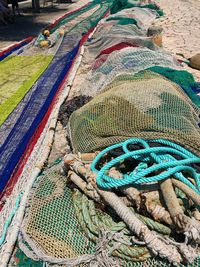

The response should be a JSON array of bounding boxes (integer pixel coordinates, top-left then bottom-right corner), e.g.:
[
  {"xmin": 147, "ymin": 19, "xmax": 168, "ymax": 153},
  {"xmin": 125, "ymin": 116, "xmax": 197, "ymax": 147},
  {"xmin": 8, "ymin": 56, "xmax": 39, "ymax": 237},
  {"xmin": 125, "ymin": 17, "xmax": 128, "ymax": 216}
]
[
  {"xmin": 0, "ymin": 0, "xmax": 112, "ymax": 208},
  {"xmin": 8, "ymin": 0, "xmax": 200, "ymax": 266},
  {"xmin": 69, "ymin": 70, "xmax": 200, "ymax": 155},
  {"xmin": 66, "ymin": 0, "xmax": 200, "ymax": 265},
  {"xmin": 18, "ymin": 141, "xmax": 200, "ymax": 266},
  {"xmin": 0, "ymin": 0, "xmax": 116, "ymax": 265},
  {"xmin": 110, "ymin": 0, "xmax": 164, "ymax": 16}
]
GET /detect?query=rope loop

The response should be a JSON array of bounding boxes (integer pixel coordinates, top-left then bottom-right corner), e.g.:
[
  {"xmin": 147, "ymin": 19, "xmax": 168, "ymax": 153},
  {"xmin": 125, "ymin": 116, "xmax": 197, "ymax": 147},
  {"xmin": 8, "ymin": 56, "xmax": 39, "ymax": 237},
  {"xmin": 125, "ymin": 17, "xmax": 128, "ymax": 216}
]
[{"xmin": 91, "ymin": 138, "xmax": 200, "ymax": 194}]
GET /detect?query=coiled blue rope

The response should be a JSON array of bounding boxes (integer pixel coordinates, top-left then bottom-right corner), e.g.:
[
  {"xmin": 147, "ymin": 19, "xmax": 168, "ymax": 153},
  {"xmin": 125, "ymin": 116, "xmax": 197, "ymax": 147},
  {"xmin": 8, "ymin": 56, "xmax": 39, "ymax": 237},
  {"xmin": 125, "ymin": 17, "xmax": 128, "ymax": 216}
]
[{"xmin": 91, "ymin": 138, "xmax": 200, "ymax": 194}]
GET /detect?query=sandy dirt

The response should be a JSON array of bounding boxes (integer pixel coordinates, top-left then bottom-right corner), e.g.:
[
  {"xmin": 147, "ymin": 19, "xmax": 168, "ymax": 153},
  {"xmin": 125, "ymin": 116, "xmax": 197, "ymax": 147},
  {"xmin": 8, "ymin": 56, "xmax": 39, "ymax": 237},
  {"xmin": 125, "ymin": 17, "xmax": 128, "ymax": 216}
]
[{"xmin": 155, "ymin": 0, "xmax": 200, "ymax": 80}]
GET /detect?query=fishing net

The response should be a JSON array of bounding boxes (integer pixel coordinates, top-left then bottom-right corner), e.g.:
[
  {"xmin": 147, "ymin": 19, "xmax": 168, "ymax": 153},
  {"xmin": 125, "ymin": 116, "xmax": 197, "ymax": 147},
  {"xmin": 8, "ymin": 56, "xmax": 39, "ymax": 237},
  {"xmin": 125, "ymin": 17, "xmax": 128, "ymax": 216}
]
[
  {"xmin": 19, "ymin": 163, "xmax": 200, "ymax": 266},
  {"xmin": 0, "ymin": 0, "xmax": 112, "ymax": 194},
  {"xmin": 49, "ymin": 0, "xmax": 108, "ymax": 33},
  {"xmin": 0, "ymin": 1, "xmax": 103, "ymax": 128},
  {"xmin": 20, "ymin": 165, "xmax": 96, "ymax": 261},
  {"xmin": 0, "ymin": 35, "xmax": 79, "ymax": 193},
  {"xmin": 148, "ymin": 66, "xmax": 200, "ymax": 108},
  {"xmin": 110, "ymin": 0, "xmax": 164, "ymax": 16},
  {"xmin": 81, "ymin": 47, "xmax": 181, "ymax": 95},
  {"xmin": 0, "ymin": 39, "xmax": 31, "ymax": 61},
  {"xmin": 69, "ymin": 70, "xmax": 200, "ymax": 155},
  {"xmin": 84, "ymin": 24, "xmax": 157, "ymax": 60},
  {"xmin": 0, "ymin": 0, "xmax": 108, "ymax": 137},
  {"xmin": 94, "ymin": 23, "xmax": 145, "ymax": 40},
  {"xmin": 107, "ymin": 7, "xmax": 158, "ymax": 29},
  {"xmin": 0, "ymin": 24, "xmax": 70, "ymax": 116}
]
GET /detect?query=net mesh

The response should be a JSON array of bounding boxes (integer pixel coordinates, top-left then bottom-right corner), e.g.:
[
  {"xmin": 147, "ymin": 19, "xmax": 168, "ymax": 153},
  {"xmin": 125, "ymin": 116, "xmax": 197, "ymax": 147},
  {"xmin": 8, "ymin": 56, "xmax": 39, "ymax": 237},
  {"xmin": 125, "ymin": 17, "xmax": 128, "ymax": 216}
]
[
  {"xmin": 148, "ymin": 66, "xmax": 200, "ymax": 108},
  {"xmin": 0, "ymin": 1, "xmax": 102, "ymax": 128},
  {"xmin": 110, "ymin": 0, "xmax": 164, "ymax": 16},
  {"xmin": 84, "ymin": 24, "xmax": 157, "ymax": 60},
  {"xmin": 107, "ymin": 7, "xmax": 158, "ymax": 29},
  {"xmin": 80, "ymin": 47, "xmax": 181, "ymax": 96},
  {"xmin": 0, "ymin": 0, "xmax": 112, "ymax": 194},
  {"xmin": 69, "ymin": 71, "xmax": 200, "ymax": 154},
  {"xmin": 19, "ymin": 163, "xmax": 200, "ymax": 267},
  {"xmin": 22, "ymin": 165, "xmax": 95, "ymax": 260}
]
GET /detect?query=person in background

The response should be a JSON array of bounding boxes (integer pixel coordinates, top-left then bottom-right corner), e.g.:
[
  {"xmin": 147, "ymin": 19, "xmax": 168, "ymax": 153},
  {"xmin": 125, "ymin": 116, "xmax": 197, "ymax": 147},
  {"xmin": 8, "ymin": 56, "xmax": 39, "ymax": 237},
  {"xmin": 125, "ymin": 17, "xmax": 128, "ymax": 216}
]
[
  {"xmin": 0, "ymin": 0, "xmax": 12, "ymax": 24},
  {"xmin": 10, "ymin": 0, "xmax": 20, "ymax": 16}
]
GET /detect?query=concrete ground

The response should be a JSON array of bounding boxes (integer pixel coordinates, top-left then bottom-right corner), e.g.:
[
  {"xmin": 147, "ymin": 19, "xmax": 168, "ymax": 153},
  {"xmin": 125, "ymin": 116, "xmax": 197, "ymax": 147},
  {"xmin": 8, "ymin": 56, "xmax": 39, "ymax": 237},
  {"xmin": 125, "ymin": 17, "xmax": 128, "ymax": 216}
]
[{"xmin": 0, "ymin": 0, "xmax": 80, "ymax": 50}]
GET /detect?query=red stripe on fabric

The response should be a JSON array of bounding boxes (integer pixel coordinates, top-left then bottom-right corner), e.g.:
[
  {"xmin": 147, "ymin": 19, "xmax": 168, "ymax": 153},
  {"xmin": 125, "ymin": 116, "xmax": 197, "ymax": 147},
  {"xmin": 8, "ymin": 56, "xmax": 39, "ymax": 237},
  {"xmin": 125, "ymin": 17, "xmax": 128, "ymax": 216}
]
[
  {"xmin": 0, "ymin": 28, "xmax": 94, "ymax": 211},
  {"xmin": 0, "ymin": 36, "xmax": 34, "ymax": 57},
  {"xmin": 92, "ymin": 54, "xmax": 109, "ymax": 70},
  {"xmin": 96, "ymin": 42, "xmax": 139, "ymax": 59}
]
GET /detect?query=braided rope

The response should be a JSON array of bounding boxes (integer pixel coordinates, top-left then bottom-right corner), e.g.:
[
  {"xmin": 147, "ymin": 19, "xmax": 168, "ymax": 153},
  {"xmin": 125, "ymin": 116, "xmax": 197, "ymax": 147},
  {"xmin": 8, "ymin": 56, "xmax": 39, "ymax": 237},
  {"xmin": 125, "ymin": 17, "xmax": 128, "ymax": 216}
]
[{"xmin": 91, "ymin": 138, "xmax": 200, "ymax": 193}]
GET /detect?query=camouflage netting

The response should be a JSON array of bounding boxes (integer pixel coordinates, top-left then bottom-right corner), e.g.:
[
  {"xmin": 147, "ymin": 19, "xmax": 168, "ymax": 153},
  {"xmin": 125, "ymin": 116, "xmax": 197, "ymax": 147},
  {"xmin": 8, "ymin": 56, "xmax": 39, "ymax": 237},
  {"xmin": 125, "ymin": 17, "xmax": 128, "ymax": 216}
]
[{"xmin": 69, "ymin": 71, "xmax": 200, "ymax": 154}]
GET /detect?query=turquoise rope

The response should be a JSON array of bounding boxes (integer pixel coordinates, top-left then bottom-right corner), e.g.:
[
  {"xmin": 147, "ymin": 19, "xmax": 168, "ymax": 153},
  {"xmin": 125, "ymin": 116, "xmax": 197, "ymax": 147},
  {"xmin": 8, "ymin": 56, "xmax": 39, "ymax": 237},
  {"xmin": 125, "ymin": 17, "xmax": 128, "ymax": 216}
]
[
  {"xmin": 91, "ymin": 138, "xmax": 200, "ymax": 194},
  {"xmin": 0, "ymin": 192, "xmax": 23, "ymax": 246}
]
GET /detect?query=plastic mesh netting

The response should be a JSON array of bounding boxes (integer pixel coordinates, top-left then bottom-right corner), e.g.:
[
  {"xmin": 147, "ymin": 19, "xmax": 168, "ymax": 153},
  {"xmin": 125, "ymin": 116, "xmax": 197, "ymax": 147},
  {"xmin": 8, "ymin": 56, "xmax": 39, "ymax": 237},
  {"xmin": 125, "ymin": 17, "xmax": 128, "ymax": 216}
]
[
  {"xmin": 81, "ymin": 47, "xmax": 181, "ymax": 96},
  {"xmin": 106, "ymin": 7, "xmax": 157, "ymax": 29},
  {"xmin": 110, "ymin": 0, "xmax": 164, "ymax": 16},
  {"xmin": 20, "ymin": 164, "xmax": 200, "ymax": 267},
  {"xmin": 148, "ymin": 66, "xmax": 200, "ymax": 108},
  {"xmin": 84, "ymin": 24, "xmax": 157, "ymax": 60},
  {"xmin": 69, "ymin": 71, "xmax": 200, "ymax": 154},
  {"xmin": 22, "ymin": 165, "xmax": 96, "ymax": 260},
  {"xmin": 0, "ymin": 0, "xmax": 112, "ymax": 194}
]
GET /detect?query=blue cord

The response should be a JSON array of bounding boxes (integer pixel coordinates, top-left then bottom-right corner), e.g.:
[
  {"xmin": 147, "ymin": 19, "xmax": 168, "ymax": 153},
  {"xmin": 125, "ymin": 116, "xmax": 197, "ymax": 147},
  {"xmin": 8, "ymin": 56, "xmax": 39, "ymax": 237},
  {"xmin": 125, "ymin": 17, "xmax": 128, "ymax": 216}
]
[{"xmin": 0, "ymin": 192, "xmax": 23, "ymax": 246}]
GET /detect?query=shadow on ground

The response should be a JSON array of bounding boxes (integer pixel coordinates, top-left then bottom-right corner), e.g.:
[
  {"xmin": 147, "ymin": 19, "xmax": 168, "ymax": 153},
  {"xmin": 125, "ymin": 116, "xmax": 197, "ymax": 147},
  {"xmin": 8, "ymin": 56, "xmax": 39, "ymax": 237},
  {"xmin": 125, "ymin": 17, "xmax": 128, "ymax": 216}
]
[{"xmin": 0, "ymin": 2, "xmax": 72, "ymax": 45}]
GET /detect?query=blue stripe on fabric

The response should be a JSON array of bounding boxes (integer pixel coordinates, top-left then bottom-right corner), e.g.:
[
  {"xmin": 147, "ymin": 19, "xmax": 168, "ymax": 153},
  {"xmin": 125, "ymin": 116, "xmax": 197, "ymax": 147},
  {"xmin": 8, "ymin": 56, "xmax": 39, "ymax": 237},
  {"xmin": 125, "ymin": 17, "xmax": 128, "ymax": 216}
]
[
  {"xmin": 0, "ymin": 34, "xmax": 79, "ymax": 146},
  {"xmin": 0, "ymin": 36, "xmax": 80, "ymax": 193},
  {"xmin": 0, "ymin": 40, "xmax": 31, "ymax": 61}
]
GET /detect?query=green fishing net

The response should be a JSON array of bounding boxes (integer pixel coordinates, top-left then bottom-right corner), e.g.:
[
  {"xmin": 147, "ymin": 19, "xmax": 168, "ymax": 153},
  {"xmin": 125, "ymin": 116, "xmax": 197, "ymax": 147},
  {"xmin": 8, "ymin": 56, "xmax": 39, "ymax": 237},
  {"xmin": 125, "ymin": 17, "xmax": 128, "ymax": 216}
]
[
  {"xmin": 69, "ymin": 71, "xmax": 200, "ymax": 155},
  {"xmin": 9, "ymin": 242, "xmax": 43, "ymax": 267},
  {"xmin": 51, "ymin": 0, "xmax": 113, "ymax": 33},
  {"xmin": 19, "ymin": 163, "xmax": 200, "ymax": 266},
  {"xmin": 110, "ymin": 0, "xmax": 164, "ymax": 16},
  {"xmin": 21, "ymin": 166, "xmax": 95, "ymax": 260},
  {"xmin": 148, "ymin": 66, "xmax": 200, "ymax": 107}
]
